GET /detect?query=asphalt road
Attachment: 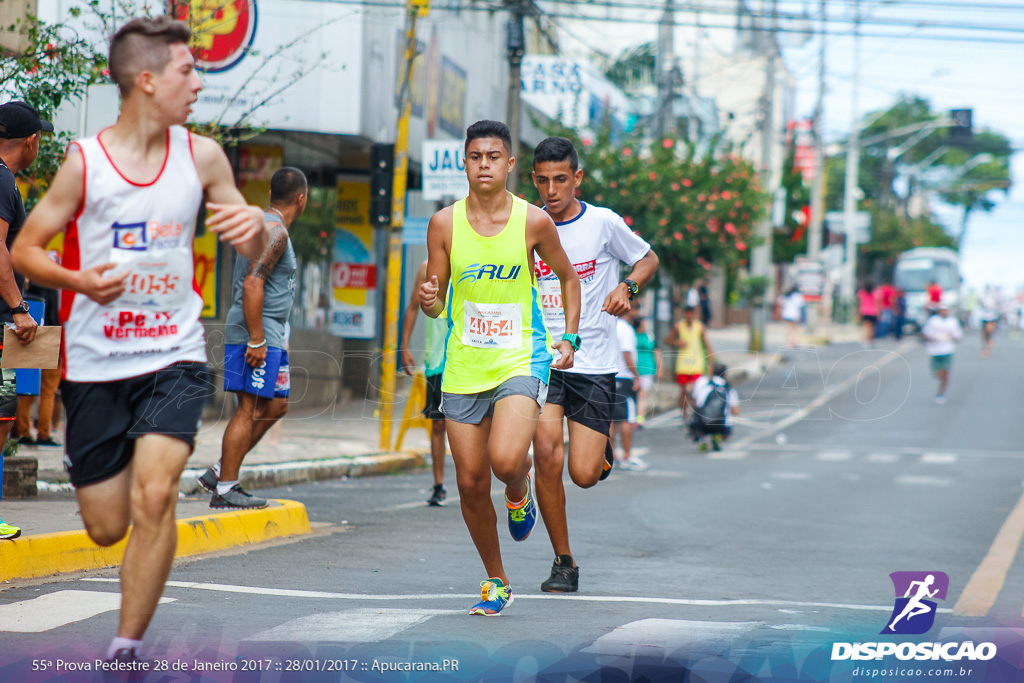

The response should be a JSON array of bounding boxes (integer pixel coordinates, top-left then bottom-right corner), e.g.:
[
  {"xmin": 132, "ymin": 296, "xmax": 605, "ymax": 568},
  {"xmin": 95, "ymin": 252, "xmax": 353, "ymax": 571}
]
[{"xmin": 3, "ymin": 329, "xmax": 1024, "ymax": 682}]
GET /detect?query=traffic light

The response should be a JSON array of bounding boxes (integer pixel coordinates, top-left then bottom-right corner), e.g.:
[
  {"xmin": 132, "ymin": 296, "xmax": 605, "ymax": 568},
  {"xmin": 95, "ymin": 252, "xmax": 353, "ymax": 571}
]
[
  {"xmin": 949, "ymin": 109, "xmax": 972, "ymax": 148},
  {"xmin": 370, "ymin": 143, "xmax": 395, "ymax": 227}
]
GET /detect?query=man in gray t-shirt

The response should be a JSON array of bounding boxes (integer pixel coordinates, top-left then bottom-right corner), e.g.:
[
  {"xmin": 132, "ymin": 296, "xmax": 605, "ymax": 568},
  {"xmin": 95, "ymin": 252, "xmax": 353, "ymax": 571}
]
[{"xmin": 200, "ymin": 167, "xmax": 306, "ymax": 510}]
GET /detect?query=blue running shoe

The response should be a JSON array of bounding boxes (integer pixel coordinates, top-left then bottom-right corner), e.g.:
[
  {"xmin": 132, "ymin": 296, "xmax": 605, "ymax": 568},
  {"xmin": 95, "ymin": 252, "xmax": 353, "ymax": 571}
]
[
  {"xmin": 506, "ymin": 475, "xmax": 536, "ymax": 542},
  {"xmin": 469, "ymin": 578, "xmax": 513, "ymax": 616}
]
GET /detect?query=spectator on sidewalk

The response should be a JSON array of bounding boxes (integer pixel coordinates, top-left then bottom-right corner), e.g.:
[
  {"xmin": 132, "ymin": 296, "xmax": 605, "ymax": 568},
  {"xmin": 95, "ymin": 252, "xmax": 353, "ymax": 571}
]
[
  {"xmin": 877, "ymin": 281, "xmax": 895, "ymax": 339},
  {"xmin": 698, "ymin": 280, "xmax": 712, "ymax": 327},
  {"xmin": 921, "ymin": 303, "xmax": 962, "ymax": 404},
  {"xmin": 857, "ymin": 281, "xmax": 878, "ymax": 347},
  {"xmin": 13, "ymin": 15, "xmax": 269, "ymax": 662},
  {"xmin": 633, "ymin": 315, "xmax": 660, "ymax": 423},
  {"xmin": 893, "ymin": 288, "xmax": 907, "ymax": 341},
  {"xmin": 666, "ymin": 306, "xmax": 714, "ymax": 422},
  {"xmin": 200, "ymin": 167, "xmax": 306, "ymax": 509},
  {"xmin": 0, "ymin": 101, "xmax": 49, "ymax": 541},
  {"xmin": 926, "ymin": 279, "xmax": 943, "ymax": 315},
  {"xmin": 780, "ymin": 285, "xmax": 804, "ymax": 349},
  {"xmin": 612, "ymin": 316, "xmax": 645, "ymax": 470},
  {"xmin": 14, "ymin": 268, "xmax": 62, "ymax": 446},
  {"xmin": 400, "ymin": 258, "xmax": 449, "ymax": 507}
]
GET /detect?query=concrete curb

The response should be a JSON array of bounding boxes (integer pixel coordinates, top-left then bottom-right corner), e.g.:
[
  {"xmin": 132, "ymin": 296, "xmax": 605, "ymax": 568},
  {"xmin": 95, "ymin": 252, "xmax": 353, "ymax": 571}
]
[
  {"xmin": 0, "ymin": 499, "xmax": 312, "ymax": 582},
  {"xmin": 178, "ymin": 451, "xmax": 427, "ymax": 494}
]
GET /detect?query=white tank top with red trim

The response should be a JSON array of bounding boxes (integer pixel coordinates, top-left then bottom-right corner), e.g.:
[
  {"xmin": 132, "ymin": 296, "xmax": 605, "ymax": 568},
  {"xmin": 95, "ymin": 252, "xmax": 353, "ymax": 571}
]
[{"xmin": 62, "ymin": 125, "xmax": 207, "ymax": 381}]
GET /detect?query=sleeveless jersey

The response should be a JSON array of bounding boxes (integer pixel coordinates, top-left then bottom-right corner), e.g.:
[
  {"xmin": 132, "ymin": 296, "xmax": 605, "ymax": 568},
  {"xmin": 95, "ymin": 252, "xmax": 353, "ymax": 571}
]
[
  {"xmin": 62, "ymin": 125, "xmax": 207, "ymax": 382},
  {"xmin": 441, "ymin": 194, "xmax": 552, "ymax": 394},
  {"xmin": 224, "ymin": 209, "xmax": 297, "ymax": 349},
  {"xmin": 674, "ymin": 320, "xmax": 706, "ymax": 375},
  {"xmin": 423, "ymin": 314, "xmax": 447, "ymax": 377}
]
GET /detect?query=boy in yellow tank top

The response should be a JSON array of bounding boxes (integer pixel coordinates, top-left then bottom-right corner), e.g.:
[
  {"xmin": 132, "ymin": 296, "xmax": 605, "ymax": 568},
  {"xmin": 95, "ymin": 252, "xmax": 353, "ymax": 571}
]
[
  {"xmin": 666, "ymin": 305, "xmax": 716, "ymax": 422},
  {"xmin": 419, "ymin": 121, "xmax": 581, "ymax": 616}
]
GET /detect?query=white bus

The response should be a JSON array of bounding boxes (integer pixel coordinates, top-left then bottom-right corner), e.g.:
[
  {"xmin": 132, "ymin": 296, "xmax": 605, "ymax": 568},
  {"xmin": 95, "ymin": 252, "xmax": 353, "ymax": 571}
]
[{"xmin": 893, "ymin": 247, "xmax": 960, "ymax": 329}]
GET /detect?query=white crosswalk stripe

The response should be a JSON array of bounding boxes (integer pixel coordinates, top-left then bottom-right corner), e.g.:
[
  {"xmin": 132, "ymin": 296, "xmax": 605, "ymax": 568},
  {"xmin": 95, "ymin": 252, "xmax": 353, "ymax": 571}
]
[
  {"xmin": 0, "ymin": 590, "xmax": 174, "ymax": 633},
  {"xmin": 581, "ymin": 619, "xmax": 759, "ymax": 657},
  {"xmin": 246, "ymin": 608, "xmax": 460, "ymax": 643}
]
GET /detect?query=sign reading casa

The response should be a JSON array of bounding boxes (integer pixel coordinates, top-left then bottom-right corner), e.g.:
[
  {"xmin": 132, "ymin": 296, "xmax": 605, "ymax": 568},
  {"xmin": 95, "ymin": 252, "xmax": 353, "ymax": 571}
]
[{"xmin": 174, "ymin": 0, "xmax": 258, "ymax": 73}]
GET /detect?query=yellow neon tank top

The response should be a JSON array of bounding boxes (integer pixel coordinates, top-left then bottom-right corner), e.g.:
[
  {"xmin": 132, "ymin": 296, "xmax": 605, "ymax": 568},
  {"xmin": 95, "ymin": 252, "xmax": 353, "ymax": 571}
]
[
  {"xmin": 674, "ymin": 319, "xmax": 706, "ymax": 375},
  {"xmin": 441, "ymin": 194, "xmax": 552, "ymax": 394}
]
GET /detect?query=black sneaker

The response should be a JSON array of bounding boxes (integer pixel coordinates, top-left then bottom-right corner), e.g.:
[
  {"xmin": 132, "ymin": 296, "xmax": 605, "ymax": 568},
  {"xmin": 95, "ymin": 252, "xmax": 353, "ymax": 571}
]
[
  {"xmin": 541, "ymin": 554, "xmax": 579, "ymax": 593},
  {"xmin": 210, "ymin": 484, "xmax": 268, "ymax": 510},
  {"xmin": 34, "ymin": 436, "xmax": 61, "ymax": 447},
  {"xmin": 599, "ymin": 441, "xmax": 614, "ymax": 481},
  {"xmin": 16, "ymin": 435, "xmax": 36, "ymax": 446},
  {"xmin": 427, "ymin": 484, "xmax": 447, "ymax": 506},
  {"xmin": 197, "ymin": 467, "xmax": 218, "ymax": 493}
]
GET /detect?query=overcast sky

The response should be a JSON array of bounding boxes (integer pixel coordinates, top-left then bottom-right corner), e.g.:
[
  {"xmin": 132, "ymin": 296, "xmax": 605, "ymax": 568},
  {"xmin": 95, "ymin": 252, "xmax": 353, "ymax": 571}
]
[{"xmin": 550, "ymin": 0, "xmax": 1023, "ymax": 293}]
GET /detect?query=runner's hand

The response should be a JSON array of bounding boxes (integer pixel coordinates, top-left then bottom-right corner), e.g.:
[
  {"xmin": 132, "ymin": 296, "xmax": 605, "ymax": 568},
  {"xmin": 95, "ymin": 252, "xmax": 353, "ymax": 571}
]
[
  {"xmin": 79, "ymin": 262, "xmax": 129, "ymax": 305},
  {"xmin": 207, "ymin": 203, "xmax": 264, "ymax": 246},
  {"xmin": 601, "ymin": 284, "xmax": 633, "ymax": 317},
  {"xmin": 401, "ymin": 348, "xmax": 416, "ymax": 375},
  {"xmin": 551, "ymin": 340, "xmax": 574, "ymax": 370},
  {"xmin": 10, "ymin": 312, "xmax": 37, "ymax": 344},
  {"xmin": 419, "ymin": 276, "xmax": 439, "ymax": 314},
  {"xmin": 245, "ymin": 342, "xmax": 268, "ymax": 368}
]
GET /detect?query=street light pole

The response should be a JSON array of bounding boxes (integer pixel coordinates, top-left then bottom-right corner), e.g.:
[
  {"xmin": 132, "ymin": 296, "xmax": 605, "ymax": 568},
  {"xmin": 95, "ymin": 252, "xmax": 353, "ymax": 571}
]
[
  {"xmin": 506, "ymin": 1, "xmax": 525, "ymax": 192},
  {"xmin": 840, "ymin": 0, "xmax": 861, "ymax": 309},
  {"xmin": 749, "ymin": 0, "xmax": 778, "ymax": 353},
  {"xmin": 805, "ymin": 0, "xmax": 826, "ymax": 337}
]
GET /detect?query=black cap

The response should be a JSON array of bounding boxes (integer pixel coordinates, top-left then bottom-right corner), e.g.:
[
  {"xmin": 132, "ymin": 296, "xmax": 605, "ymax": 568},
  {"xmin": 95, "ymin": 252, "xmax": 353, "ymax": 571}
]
[{"xmin": 0, "ymin": 102, "xmax": 54, "ymax": 139}]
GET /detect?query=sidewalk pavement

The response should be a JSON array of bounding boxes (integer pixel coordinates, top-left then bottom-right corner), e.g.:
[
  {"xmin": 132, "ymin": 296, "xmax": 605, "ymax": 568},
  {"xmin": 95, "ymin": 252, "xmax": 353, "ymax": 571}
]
[{"xmin": 0, "ymin": 321, "xmax": 860, "ymax": 582}]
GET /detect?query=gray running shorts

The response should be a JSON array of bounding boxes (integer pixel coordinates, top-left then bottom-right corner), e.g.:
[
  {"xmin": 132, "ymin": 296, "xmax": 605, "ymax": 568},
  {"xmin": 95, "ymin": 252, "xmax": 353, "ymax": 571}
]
[{"xmin": 441, "ymin": 376, "xmax": 548, "ymax": 425}]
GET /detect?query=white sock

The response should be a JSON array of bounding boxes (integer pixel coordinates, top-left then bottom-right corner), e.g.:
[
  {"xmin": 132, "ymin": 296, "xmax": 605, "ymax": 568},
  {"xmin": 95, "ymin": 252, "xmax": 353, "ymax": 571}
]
[
  {"xmin": 106, "ymin": 637, "xmax": 143, "ymax": 659},
  {"xmin": 212, "ymin": 462, "xmax": 221, "ymax": 477},
  {"xmin": 217, "ymin": 480, "xmax": 239, "ymax": 496}
]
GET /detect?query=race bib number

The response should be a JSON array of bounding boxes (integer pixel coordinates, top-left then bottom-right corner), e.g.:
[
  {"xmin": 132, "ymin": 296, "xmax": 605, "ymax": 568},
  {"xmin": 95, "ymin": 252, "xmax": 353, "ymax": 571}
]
[
  {"xmin": 539, "ymin": 278, "xmax": 587, "ymax": 322},
  {"xmin": 108, "ymin": 247, "xmax": 191, "ymax": 310},
  {"xmin": 463, "ymin": 302, "xmax": 522, "ymax": 349}
]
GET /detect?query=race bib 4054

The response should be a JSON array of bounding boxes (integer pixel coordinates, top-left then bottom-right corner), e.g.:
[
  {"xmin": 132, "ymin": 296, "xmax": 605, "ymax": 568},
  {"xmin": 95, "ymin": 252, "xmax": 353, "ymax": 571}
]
[{"xmin": 463, "ymin": 301, "xmax": 522, "ymax": 349}]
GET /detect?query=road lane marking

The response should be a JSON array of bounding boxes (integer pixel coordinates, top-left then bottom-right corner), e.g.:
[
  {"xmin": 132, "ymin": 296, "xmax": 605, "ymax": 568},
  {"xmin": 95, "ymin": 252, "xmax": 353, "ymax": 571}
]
[
  {"xmin": 707, "ymin": 450, "xmax": 748, "ymax": 460},
  {"xmin": 82, "ymin": 578, "xmax": 949, "ymax": 614},
  {"xmin": 771, "ymin": 472, "xmax": 812, "ymax": 480},
  {"xmin": 953, "ymin": 487, "xmax": 1024, "ymax": 617},
  {"xmin": 816, "ymin": 451, "xmax": 852, "ymax": 462},
  {"xmin": 730, "ymin": 342, "xmax": 914, "ymax": 450},
  {"xmin": 894, "ymin": 475, "xmax": 953, "ymax": 487},
  {"xmin": 0, "ymin": 590, "xmax": 174, "ymax": 633},
  {"xmin": 581, "ymin": 619, "xmax": 759, "ymax": 656},
  {"xmin": 921, "ymin": 453, "xmax": 958, "ymax": 464},
  {"xmin": 246, "ymin": 608, "xmax": 459, "ymax": 642}
]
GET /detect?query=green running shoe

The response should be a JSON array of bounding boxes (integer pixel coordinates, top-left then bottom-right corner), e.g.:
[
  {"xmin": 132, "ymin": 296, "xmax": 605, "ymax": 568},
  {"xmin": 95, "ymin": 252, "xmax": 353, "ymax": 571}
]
[{"xmin": 0, "ymin": 519, "xmax": 22, "ymax": 540}]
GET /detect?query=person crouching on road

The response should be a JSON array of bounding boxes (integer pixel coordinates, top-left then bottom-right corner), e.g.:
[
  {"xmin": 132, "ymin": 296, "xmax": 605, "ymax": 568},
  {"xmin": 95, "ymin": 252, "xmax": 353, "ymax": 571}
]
[{"xmin": 200, "ymin": 167, "xmax": 307, "ymax": 509}]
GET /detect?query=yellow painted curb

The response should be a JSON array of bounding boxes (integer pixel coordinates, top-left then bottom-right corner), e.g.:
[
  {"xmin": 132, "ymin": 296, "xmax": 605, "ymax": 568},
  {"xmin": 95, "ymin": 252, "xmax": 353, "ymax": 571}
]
[{"xmin": 0, "ymin": 499, "xmax": 311, "ymax": 581}]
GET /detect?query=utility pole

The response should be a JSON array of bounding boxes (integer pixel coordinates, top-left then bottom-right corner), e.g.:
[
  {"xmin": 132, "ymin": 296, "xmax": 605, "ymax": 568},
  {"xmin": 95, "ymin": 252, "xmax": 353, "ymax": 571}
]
[
  {"xmin": 379, "ymin": 0, "xmax": 428, "ymax": 451},
  {"xmin": 805, "ymin": 0, "xmax": 826, "ymax": 336},
  {"xmin": 506, "ymin": 0, "xmax": 525, "ymax": 192},
  {"xmin": 654, "ymin": 0, "xmax": 676, "ymax": 348},
  {"xmin": 748, "ymin": 0, "xmax": 778, "ymax": 353},
  {"xmin": 840, "ymin": 0, "xmax": 861, "ymax": 310}
]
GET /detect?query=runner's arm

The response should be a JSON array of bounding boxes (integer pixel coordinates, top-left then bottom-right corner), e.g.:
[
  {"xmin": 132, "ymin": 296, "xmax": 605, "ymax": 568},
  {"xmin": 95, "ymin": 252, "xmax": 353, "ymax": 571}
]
[
  {"xmin": 529, "ymin": 207, "xmax": 580, "ymax": 335},
  {"xmin": 401, "ymin": 261, "xmax": 428, "ymax": 373},
  {"xmin": 191, "ymin": 135, "xmax": 268, "ymax": 260},
  {"xmin": 665, "ymin": 323, "xmax": 682, "ymax": 348},
  {"xmin": 241, "ymin": 223, "xmax": 288, "ymax": 367},
  {"xmin": 603, "ymin": 249, "xmax": 660, "ymax": 317},
  {"xmin": 14, "ymin": 148, "xmax": 129, "ymax": 305},
  {"xmin": 422, "ymin": 210, "xmax": 451, "ymax": 318},
  {"xmin": 701, "ymin": 328, "xmax": 715, "ymax": 371}
]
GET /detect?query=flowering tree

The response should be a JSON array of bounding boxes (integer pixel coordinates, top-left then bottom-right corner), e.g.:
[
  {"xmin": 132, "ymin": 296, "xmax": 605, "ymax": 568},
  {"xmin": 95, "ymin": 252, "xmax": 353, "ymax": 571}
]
[{"xmin": 520, "ymin": 124, "xmax": 768, "ymax": 287}]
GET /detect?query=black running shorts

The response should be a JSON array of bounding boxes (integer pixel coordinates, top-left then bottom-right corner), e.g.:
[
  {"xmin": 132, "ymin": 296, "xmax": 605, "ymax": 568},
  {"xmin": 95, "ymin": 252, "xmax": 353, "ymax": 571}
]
[
  {"xmin": 547, "ymin": 369, "xmax": 616, "ymax": 436},
  {"xmin": 423, "ymin": 371, "xmax": 444, "ymax": 421},
  {"xmin": 61, "ymin": 362, "xmax": 211, "ymax": 487}
]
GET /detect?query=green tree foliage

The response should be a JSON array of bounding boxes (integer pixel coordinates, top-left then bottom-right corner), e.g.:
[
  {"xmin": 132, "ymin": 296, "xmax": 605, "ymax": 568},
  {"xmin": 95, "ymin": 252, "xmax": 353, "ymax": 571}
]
[
  {"xmin": 1, "ymin": 10, "xmax": 108, "ymax": 193},
  {"xmin": 519, "ymin": 124, "xmax": 767, "ymax": 286},
  {"xmin": 858, "ymin": 200, "xmax": 955, "ymax": 279},
  {"xmin": 773, "ymin": 145, "xmax": 810, "ymax": 264}
]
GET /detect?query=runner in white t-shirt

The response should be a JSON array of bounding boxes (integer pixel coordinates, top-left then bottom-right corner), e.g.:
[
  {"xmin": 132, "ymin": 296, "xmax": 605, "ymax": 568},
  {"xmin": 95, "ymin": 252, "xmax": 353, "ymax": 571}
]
[{"xmin": 530, "ymin": 137, "xmax": 659, "ymax": 593}]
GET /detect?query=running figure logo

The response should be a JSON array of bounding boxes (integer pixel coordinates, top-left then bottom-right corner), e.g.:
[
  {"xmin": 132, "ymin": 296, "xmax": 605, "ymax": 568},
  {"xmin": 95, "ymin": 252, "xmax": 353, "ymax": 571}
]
[{"xmin": 882, "ymin": 571, "xmax": 949, "ymax": 635}]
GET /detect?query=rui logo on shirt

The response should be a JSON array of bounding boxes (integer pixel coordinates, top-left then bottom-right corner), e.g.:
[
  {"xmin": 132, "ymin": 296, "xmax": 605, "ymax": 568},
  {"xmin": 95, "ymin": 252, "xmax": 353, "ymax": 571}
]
[{"xmin": 458, "ymin": 263, "xmax": 522, "ymax": 284}]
